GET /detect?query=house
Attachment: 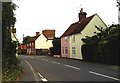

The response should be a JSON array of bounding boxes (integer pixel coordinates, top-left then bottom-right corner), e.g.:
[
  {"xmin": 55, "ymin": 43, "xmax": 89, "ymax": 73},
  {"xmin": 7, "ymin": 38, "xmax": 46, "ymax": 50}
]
[
  {"xmin": 61, "ymin": 8, "xmax": 107, "ymax": 60},
  {"xmin": 26, "ymin": 29, "xmax": 55, "ymax": 55},
  {"xmin": 26, "ymin": 33, "xmax": 39, "ymax": 55},
  {"xmin": 35, "ymin": 30, "xmax": 55, "ymax": 55},
  {"xmin": 18, "ymin": 44, "xmax": 27, "ymax": 55}
]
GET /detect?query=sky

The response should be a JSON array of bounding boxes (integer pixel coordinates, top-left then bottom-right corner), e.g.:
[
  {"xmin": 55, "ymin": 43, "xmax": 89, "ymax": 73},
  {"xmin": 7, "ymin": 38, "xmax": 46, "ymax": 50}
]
[{"xmin": 13, "ymin": 0, "xmax": 118, "ymax": 43}]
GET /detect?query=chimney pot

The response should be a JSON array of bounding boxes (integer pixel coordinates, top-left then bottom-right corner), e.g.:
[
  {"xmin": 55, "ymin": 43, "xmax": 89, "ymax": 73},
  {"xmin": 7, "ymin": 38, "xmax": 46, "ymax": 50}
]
[
  {"xmin": 78, "ymin": 8, "xmax": 87, "ymax": 21},
  {"xmin": 36, "ymin": 32, "xmax": 40, "ymax": 37}
]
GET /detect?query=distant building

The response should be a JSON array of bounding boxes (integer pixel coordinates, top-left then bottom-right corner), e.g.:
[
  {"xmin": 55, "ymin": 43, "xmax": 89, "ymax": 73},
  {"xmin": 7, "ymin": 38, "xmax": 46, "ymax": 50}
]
[
  {"xmin": 26, "ymin": 30, "xmax": 55, "ymax": 55},
  {"xmin": 61, "ymin": 8, "xmax": 107, "ymax": 60}
]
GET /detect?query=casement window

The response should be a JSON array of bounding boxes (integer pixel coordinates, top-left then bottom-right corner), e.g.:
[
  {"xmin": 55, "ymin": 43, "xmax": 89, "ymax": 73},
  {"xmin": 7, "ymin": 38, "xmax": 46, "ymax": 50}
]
[
  {"xmin": 64, "ymin": 36, "xmax": 68, "ymax": 42},
  {"xmin": 32, "ymin": 42, "xmax": 34, "ymax": 46},
  {"xmin": 72, "ymin": 35, "xmax": 75, "ymax": 42},
  {"xmin": 72, "ymin": 47, "xmax": 76, "ymax": 55},
  {"xmin": 30, "ymin": 43, "xmax": 32, "ymax": 46},
  {"xmin": 62, "ymin": 47, "xmax": 64, "ymax": 54},
  {"xmin": 65, "ymin": 47, "xmax": 68, "ymax": 54},
  {"xmin": 27, "ymin": 44, "xmax": 29, "ymax": 46}
]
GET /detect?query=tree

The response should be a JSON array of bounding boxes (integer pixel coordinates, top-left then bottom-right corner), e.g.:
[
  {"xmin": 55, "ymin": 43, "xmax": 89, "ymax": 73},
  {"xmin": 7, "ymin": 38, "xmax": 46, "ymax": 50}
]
[
  {"xmin": 2, "ymin": 2, "xmax": 20, "ymax": 79},
  {"xmin": 50, "ymin": 37, "xmax": 61, "ymax": 56},
  {"xmin": 23, "ymin": 36, "xmax": 31, "ymax": 45},
  {"xmin": 81, "ymin": 24, "xmax": 120, "ymax": 65}
]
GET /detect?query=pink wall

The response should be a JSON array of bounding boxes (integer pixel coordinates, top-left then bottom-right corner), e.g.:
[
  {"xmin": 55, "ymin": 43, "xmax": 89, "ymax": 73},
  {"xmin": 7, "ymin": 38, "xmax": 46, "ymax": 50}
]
[{"xmin": 61, "ymin": 37, "xmax": 70, "ymax": 58}]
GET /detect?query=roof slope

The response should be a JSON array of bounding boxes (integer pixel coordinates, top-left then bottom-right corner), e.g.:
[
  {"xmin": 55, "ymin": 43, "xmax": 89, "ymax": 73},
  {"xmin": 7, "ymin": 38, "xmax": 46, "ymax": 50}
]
[
  {"xmin": 28, "ymin": 35, "xmax": 40, "ymax": 43},
  {"xmin": 61, "ymin": 14, "xmax": 95, "ymax": 37}
]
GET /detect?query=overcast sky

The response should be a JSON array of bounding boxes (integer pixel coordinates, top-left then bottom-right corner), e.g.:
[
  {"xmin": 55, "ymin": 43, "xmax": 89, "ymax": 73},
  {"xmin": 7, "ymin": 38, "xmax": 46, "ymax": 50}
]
[{"xmin": 13, "ymin": 0, "xmax": 118, "ymax": 43}]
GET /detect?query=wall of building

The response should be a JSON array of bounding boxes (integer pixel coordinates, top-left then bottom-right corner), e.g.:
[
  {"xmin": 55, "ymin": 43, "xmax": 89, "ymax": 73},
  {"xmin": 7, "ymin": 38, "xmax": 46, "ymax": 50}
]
[
  {"xmin": 35, "ymin": 34, "xmax": 53, "ymax": 49},
  {"xmin": 69, "ymin": 14, "xmax": 107, "ymax": 60},
  {"xmin": 61, "ymin": 36, "xmax": 70, "ymax": 58}
]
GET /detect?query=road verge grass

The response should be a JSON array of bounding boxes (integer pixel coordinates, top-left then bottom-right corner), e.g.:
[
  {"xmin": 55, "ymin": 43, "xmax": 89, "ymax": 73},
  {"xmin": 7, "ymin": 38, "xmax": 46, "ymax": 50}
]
[{"xmin": 2, "ymin": 64, "xmax": 23, "ymax": 81}]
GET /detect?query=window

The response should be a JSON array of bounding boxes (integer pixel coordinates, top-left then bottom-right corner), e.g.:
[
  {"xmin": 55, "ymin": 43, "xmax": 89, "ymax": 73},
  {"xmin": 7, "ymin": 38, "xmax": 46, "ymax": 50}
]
[
  {"xmin": 72, "ymin": 47, "xmax": 76, "ymax": 55},
  {"xmin": 62, "ymin": 47, "xmax": 64, "ymax": 54},
  {"xmin": 64, "ymin": 36, "xmax": 68, "ymax": 42},
  {"xmin": 65, "ymin": 47, "xmax": 68, "ymax": 54},
  {"xmin": 32, "ymin": 42, "xmax": 34, "ymax": 46},
  {"xmin": 29, "ymin": 43, "xmax": 31, "ymax": 46},
  {"xmin": 72, "ymin": 35, "xmax": 75, "ymax": 42}
]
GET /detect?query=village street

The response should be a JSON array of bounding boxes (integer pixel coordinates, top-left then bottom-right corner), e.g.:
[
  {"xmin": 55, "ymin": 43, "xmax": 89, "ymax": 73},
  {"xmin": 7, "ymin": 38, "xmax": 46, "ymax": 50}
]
[{"xmin": 18, "ymin": 55, "xmax": 119, "ymax": 81}]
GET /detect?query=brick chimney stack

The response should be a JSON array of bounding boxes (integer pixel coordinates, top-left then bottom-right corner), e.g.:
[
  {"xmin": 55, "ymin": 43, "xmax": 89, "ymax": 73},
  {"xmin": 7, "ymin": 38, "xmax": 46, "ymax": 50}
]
[
  {"xmin": 36, "ymin": 32, "xmax": 40, "ymax": 37},
  {"xmin": 78, "ymin": 8, "xmax": 87, "ymax": 21}
]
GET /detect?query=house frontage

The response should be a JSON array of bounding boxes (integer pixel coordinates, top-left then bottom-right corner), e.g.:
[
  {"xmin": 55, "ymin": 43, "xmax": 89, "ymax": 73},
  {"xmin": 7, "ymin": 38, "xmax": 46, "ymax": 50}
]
[
  {"xmin": 61, "ymin": 8, "xmax": 107, "ymax": 60},
  {"xmin": 27, "ymin": 30, "xmax": 55, "ymax": 55}
]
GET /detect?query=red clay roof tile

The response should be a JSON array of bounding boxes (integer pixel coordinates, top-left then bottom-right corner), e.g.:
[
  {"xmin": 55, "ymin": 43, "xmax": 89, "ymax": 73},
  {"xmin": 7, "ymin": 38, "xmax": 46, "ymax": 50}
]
[{"xmin": 61, "ymin": 14, "xmax": 95, "ymax": 37}]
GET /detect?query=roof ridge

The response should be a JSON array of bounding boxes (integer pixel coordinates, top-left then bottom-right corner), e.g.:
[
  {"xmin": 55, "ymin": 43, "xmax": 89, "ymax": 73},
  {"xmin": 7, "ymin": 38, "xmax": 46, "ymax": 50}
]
[{"xmin": 61, "ymin": 14, "xmax": 95, "ymax": 37}]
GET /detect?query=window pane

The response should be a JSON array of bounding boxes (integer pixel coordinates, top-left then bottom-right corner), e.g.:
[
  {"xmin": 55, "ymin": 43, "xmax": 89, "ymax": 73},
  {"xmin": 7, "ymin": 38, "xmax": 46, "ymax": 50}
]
[{"xmin": 65, "ymin": 47, "xmax": 68, "ymax": 54}]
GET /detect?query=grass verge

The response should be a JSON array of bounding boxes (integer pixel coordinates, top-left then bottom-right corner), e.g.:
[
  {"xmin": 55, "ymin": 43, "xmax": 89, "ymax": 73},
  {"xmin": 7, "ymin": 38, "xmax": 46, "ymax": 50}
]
[{"xmin": 2, "ymin": 64, "xmax": 23, "ymax": 81}]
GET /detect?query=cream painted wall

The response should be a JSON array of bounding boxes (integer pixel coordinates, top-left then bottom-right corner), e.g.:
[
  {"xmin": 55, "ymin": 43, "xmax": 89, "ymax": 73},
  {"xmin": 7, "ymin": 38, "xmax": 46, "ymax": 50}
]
[
  {"xmin": 35, "ymin": 34, "xmax": 53, "ymax": 49},
  {"xmin": 69, "ymin": 14, "xmax": 107, "ymax": 60}
]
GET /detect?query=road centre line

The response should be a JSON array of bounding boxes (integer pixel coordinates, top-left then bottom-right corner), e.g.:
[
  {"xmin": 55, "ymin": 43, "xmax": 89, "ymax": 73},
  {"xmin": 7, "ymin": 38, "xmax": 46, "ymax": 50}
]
[
  {"xmin": 51, "ymin": 61, "xmax": 60, "ymax": 64},
  {"xmin": 25, "ymin": 60, "xmax": 39, "ymax": 81},
  {"xmin": 38, "ymin": 72, "xmax": 48, "ymax": 82},
  {"xmin": 64, "ymin": 64, "xmax": 80, "ymax": 70},
  {"xmin": 42, "ymin": 59, "xmax": 49, "ymax": 62},
  {"xmin": 89, "ymin": 71, "xmax": 120, "ymax": 81}
]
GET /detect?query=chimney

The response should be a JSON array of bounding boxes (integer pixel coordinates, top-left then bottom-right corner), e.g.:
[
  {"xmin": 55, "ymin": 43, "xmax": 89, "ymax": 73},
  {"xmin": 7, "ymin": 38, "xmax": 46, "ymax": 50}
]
[
  {"xmin": 36, "ymin": 32, "xmax": 40, "ymax": 37},
  {"xmin": 78, "ymin": 8, "xmax": 87, "ymax": 21}
]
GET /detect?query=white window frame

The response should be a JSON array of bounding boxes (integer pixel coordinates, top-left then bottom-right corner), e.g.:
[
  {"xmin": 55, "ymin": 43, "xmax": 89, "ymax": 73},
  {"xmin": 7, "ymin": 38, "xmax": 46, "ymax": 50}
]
[
  {"xmin": 72, "ymin": 35, "xmax": 75, "ymax": 42},
  {"xmin": 72, "ymin": 47, "xmax": 76, "ymax": 55}
]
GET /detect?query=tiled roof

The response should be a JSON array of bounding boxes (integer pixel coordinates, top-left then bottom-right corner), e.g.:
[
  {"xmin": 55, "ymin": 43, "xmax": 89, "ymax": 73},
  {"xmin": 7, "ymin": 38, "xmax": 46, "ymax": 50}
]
[
  {"xmin": 28, "ymin": 35, "xmax": 40, "ymax": 43},
  {"xmin": 61, "ymin": 14, "xmax": 95, "ymax": 37},
  {"xmin": 42, "ymin": 30, "xmax": 55, "ymax": 40}
]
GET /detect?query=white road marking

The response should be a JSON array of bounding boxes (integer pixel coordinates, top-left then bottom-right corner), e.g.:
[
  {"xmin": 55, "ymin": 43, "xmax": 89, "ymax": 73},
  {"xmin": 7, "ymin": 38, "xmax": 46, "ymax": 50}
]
[
  {"xmin": 64, "ymin": 64, "xmax": 80, "ymax": 70},
  {"xmin": 38, "ymin": 72, "xmax": 48, "ymax": 82},
  {"xmin": 42, "ymin": 59, "xmax": 45, "ymax": 61},
  {"xmin": 45, "ymin": 59, "xmax": 48, "ymax": 61},
  {"xmin": 52, "ymin": 61, "xmax": 60, "ymax": 64},
  {"xmin": 42, "ymin": 59, "xmax": 49, "ymax": 62},
  {"xmin": 25, "ymin": 60, "xmax": 39, "ymax": 81},
  {"xmin": 41, "ymin": 78, "xmax": 48, "ymax": 82},
  {"xmin": 89, "ymin": 71, "xmax": 120, "ymax": 81},
  {"xmin": 38, "ymin": 72, "xmax": 43, "ymax": 78}
]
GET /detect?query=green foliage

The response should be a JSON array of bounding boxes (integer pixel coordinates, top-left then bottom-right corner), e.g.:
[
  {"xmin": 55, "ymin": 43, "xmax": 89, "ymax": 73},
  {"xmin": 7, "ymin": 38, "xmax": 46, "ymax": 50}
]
[
  {"xmin": 81, "ymin": 24, "xmax": 119, "ymax": 65},
  {"xmin": 50, "ymin": 37, "xmax": 61, "ymax": 56},
  {"xmin": 23, "ymin": 36, "xmax": 32, "ymax": 44},
  {"xmin": 2, "ymin": 2, "xmax": 21, "ymax": 80}
]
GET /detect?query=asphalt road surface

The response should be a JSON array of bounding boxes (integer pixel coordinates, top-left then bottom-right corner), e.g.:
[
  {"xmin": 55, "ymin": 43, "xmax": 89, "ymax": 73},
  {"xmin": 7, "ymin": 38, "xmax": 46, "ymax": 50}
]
[{"xmin": 18, "ymin": 55, "xmax": 120, "ymax": 82}]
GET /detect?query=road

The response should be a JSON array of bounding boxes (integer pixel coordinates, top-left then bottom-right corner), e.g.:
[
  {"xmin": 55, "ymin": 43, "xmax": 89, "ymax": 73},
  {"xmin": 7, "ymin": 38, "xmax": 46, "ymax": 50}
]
[{"xmin": 18, "ymin": 55, "xmax": 120, "ymax": 81}]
